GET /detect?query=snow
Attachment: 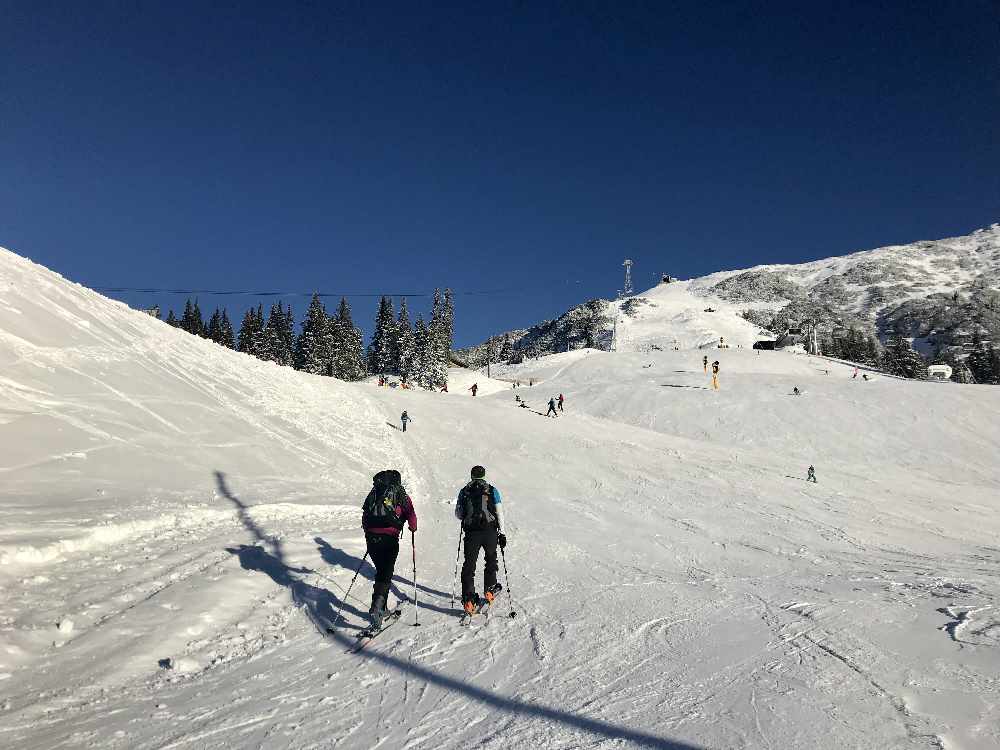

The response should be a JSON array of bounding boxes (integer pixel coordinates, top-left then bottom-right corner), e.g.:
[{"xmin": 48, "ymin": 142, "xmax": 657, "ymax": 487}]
[{"xmin": 2, "ymin": 245, "xmax": 1000, "ymax": 749}]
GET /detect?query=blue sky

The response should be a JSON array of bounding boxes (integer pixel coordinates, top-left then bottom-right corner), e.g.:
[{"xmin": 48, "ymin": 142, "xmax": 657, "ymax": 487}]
[{"xmin": 2, "ymin": 1, "xmax": 997, "ymax": 346}]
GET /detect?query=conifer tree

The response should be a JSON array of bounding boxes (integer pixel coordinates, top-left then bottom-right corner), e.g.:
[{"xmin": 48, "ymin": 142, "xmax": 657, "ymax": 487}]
[
  {"xmin": 295, "ymin": 294, "xmax": 332, "ymax": 375},
  {"xmin": 165, "ymin": 309, "xmax": 180, "ymax": 327},
  {"xmin": 237, "ymin": 307, "xmax": 264, "ymax": 357},
  {"xmin": 219, "ymin": 309, "xmax": 235, "ymax": 349},
  {"xmin": 368, "ymin": 296, "xmax": 397, "ymax": 375},
  {"xmin": 330, "ymin": 297, "xmax": 366, "ymax": 381},
  {"xmin": 262, "ymin": 302, "xmax": 294, "ymax": 365},
  {"xmin": 395, "ymin": 297, "xmax": 415, "ymax": 380},
  {"xmin": 207, "ymin": 308, "xmax": 223, "ymax": 344},
  {"xmin": 428, "ymin": 289, "xmax": 448, "ymax": 385},
  {"xmin": 883, "ymin": 337, "xmax": 928, "ymax": 380},
  {"xmin": 280, "ymin": 304, "xmax": 295, "ymax": 365},
  {"xmin": 181, "ymin": 299, "xmax": 195, "ymax": 334},
  {"xmin": 412, "ymin": 315, "xmax": 431, "ymax": 387}
]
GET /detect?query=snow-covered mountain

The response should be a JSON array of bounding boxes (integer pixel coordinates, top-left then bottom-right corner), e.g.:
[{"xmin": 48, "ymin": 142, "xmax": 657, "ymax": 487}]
[
  {"xmin": 461, "ymin": 224, "xmax": 1000, "ymax": 362},
  {"xmin": 3, "ymin": 244, "xmax": 1000, "ymax": 749}
]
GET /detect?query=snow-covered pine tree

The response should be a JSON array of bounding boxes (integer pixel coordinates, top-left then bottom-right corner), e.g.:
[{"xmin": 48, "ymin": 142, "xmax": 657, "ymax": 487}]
[
  {"xmin": 427, "ymin": 289, "xmax": 448, "ymax": 385},
  {"xmin": 396, "ymin": 298, "xmax": 415, "ymax": 381},
  {"xmin": 165, "ymin": 309, "xmax": 180, "ymax": 327},
  {"xmin": 279, "ymin": 304, "xmax": 295, "ymax": 366},
  {"xmin": 192, "ymin": 300, "xmax": 207, "ymax": 337},
  {"xmin": 237, "ymin": 307, "xmax": 264, "ymax": 357},
  {"xmin": 295, "ymin": 293, "xmax": 332, "ymax": 375},
  {"xmin": 261, "ymin": 303, "xmax": 285, "ymax": 364},
  {"xmin": 412, "ymin": 315, "xmax": 431, "ymax": 387},
  {"xmin": 330, "ymin": 297, "xmax": 366, "ymax": 381},
  {"xmin": 206, "ymin": 308, "xmax": 223, "ymax": 344},
  {"xmin": 219, "ymin": 309, "xmax": 235, "ymax": 349},
  {"xmin": 883, "ymin": 337, "xmax": 928, "ymax": 380},
  {"xmin": 367, "ymin": 296, "xmax": 397, "ymax": 375}
]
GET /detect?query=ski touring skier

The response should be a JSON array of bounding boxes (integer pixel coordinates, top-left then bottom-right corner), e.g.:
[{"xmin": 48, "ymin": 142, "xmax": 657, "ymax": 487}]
[
  {"xmin": 455, "ymin": 465, "xmax": 506, "ymax": 617},
  {"xmin": 557, "ymin": 393, "xmax": 564, "ymax": 411},
  {"xmin": 361, "ymin": 470, "xmax": 417, "ymax": 631},
  {"xmin": 469, "ymin": 383, "xmax": 478, "ymax": 397},
  {"xmin": 792, "ymin": 387, "xmax": 801, "ymax": 396},
  {"xmin": 400, "ymin": 410, "xmax": 411, "ymax": 432},
  {"xmin": 807, "ymin": 465, "xmax": 817, "ymax": 483},
  {"xmin": 703, "ymin": 355, "xmax": 708, "ymax": 373},
  {"xmin": 440, "ymin": 382, "xmax": 448, "ymax": 392},
  {"xmin": 546, "ymin": 397, "xmax": 558, "ymax": 417},
  {"xmin": 711, "ymin": 361, "xmax": 720, "ymax": 390},
  {"xmin": 853, "ymin": 367, "xmax": 859, "ymax": 379}
]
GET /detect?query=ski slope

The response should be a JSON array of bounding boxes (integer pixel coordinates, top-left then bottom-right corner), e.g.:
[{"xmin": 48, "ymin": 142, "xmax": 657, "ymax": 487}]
[
  {"xmin": 610, "ymin": 280, "xmax": 773, "ymax": 353},
  {"xmin": 2, "ymin": 247, "xmax": 1000, "ymax": 749}
]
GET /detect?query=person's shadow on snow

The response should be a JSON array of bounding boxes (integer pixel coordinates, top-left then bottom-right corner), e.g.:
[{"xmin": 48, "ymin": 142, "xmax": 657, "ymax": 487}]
[{"xmin": 314, "ymin": 536, "xmax": 457, "ymax": 615}]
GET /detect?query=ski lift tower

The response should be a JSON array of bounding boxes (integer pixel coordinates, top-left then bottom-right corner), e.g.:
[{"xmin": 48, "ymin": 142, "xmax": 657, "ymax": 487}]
[{"xmin": 622, "ymin": 259, "xmax": 634, "ymax": 297}]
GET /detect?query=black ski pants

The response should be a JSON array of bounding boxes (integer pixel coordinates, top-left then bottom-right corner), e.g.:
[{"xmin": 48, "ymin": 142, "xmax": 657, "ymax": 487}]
[
  {"xmin": 461, "ymin": 527, "xmax": 498, "ymax": 601},
  {"xmin": 365, "ymin": 532, "xmax": 399, "ymax": 607}
]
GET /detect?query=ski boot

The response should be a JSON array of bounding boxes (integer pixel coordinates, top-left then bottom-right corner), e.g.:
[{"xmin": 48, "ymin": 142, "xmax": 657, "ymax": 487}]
[
  {"xmin": 483, "ymin": 583, "xmax": 503, "ymax": 606},
  {"xmin": 369, "ymin": 594, "xmax": 387, "ymax": 632},
  {"xmin": 462, "ymin": 593, "xmax": 480, "ymax": 616}
]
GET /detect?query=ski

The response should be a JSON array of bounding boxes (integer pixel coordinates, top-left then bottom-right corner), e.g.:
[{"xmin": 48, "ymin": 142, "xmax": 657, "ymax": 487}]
[{"xmin": 329, "ymin": 608, "xmax": 402, "ymax": 652}]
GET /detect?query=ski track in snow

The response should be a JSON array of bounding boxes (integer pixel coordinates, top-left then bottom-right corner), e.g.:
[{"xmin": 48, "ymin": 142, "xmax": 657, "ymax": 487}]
[{"xmin": 2, "ymin": 247, "xmax": 1000, "ymax": 748}]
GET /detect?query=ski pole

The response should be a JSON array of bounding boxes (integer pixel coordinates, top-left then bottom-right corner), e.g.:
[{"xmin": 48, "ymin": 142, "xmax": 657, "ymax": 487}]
[
  {"xmin": 331, "ymin": 552, "xmax": 368, "ymax": 629},
  {"xmin": 499, "ymin": 546, "xmax": 517, "ymax": 619},
  {"xmin": 450, "ymin": 528, "xmax": 463, "ymax": 609},
  {"xmin": 411, "ymin": 529, "xmax": 420, "ymax": 627}
]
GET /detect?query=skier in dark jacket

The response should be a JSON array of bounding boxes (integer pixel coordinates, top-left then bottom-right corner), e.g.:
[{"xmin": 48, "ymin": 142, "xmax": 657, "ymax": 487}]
[
  {"xmin": 546, "ymin": 397, "xmax": 558, "ymax": 417},
  {"xmin": 361, "ymin": 470, "xmax": 417, "ymax": 629},
  {"xmin": 557, "ymin": 393, "xmax": 564, "ymax": 411},
  {"xmin": 400, "ymin": 410, "xmax": 411, "ymax": 432},
  {"xmin": 455, "ymin": 465, "xmax": 507, "ymax": 615}
]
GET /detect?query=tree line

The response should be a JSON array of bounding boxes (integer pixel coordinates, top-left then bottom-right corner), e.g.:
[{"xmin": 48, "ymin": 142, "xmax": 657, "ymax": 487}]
[
  {"xmin": 162, "ymin": 291, "xmax": 455, "ymax": 386},
  {"xmin": 821, "ymin": 327, "xmax": 1000, "ymax": 384}
]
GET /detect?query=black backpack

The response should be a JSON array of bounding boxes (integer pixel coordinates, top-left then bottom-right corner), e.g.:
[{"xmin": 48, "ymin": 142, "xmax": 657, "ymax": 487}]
[
  {"xmin": 362, "ymin": 470, "xmax": 406, "ymax": 530},
  {"xmin": 460, "ymin": 479, "xmax": 497, "ymax": 531}
]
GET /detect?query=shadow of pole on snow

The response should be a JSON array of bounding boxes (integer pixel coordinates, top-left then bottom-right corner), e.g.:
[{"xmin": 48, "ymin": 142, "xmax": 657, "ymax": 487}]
[{"xmin": 217, "ymin": 470, "xmax": 702, "ymax": 750}]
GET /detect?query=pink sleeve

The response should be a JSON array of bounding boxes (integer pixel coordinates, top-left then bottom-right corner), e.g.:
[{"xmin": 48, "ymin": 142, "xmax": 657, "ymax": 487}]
[{"xmin": 404, "ymin": 496, "xmax": 417, "ymax": 532}]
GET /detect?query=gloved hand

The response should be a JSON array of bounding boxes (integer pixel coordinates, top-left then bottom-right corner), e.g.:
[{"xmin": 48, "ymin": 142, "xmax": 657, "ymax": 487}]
[{"xmin": 497, "ymin": 533, "xmax": 507, "ymax": 550}]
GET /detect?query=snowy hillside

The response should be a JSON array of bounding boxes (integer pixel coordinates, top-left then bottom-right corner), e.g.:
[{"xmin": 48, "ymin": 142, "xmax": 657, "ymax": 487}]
[
  {"xmin": 463, "ymin": 223, "xmax": 1000, "ymax": 362},
  {"xmin": 3, "ymin": 246, "xmax": 1000, "ymax": 749}
]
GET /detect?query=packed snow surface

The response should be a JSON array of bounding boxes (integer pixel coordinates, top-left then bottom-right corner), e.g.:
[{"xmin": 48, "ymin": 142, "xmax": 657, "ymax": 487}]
[{"xmin": 2, "ymin": 246, "xmax": 1000, "ymax": 749}]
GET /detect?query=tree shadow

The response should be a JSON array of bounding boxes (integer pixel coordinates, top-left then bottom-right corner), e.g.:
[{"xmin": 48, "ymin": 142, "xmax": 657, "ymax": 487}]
[{"xmin": 218, "ymin": 471, "xmax": 701, "ymax": 749}]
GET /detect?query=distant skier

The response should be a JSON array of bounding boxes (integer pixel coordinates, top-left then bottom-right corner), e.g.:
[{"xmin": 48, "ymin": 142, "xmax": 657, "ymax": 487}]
[
  {"xmin": 862, "ymin": 373, "xmax": 870, "ymax": 381},
  {"xmin": 703, "ymin": 355, "xmax": 708, "ymax": 374},
  {"xmin": 711, "ymin": 361, "xmax": 720, "ymax": 390},
  {"xmin": 807, "ymin": 465, "xmax": 817, "ymax": 483},
  {"xmin": 529, "ymin": 379, "xmax": 533, "ymax": 387},
  {"xmin": 546, "ymin": 397, "xmax": 558, "ymax": 417},
  {"xmin": 469, "ymin": 383, "xmax": 478, "ymax": 397},
  {"xmin": 792, "ymin": 387, "xmax": 801, "ymax": 396},
  {"xmin": 400, "ymin": 411, "xmax": 411, "ymax": 432},
  {"xmin": 853, "ymin": 367, "xmax": 859, "ymax": 379},
  {"xmin": 557, "ymin": 393, "xmax": 564, "ymax": 411},
  {"xmin": 456, "ymin": 465, "xmax": 506, "ymax": 615},
  {"xmin": 440, "ymin": 382, "xmax": 448, "ymax": 393},
  {"xmin": 361, "ymin": 470, "xmax": 417, "ymax": 630}
]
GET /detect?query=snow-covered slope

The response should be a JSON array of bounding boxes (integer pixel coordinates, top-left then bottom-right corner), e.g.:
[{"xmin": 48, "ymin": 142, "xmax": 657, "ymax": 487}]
[
  {"xmin": 2, "ymin": 246, "xmax": 1000, "ymax": 749},
  {"xmin": 463, "ymin": 223, "xmax": 1000, "ymax": 361}
]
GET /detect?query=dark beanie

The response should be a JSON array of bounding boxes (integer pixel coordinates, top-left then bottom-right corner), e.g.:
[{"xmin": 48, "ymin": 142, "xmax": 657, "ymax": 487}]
[{"xmin": 470, "ymin": 465, "xmax": 486, "ymax": 479}]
